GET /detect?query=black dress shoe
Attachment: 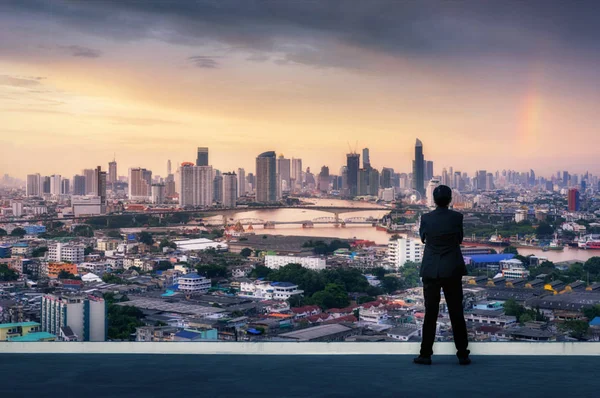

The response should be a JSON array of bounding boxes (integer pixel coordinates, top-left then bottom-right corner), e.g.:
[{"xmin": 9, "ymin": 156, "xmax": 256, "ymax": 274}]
[
  {"xmin": 413, "ymin": 356, "xmax": 432, "ymax": 365},
  {"xmin": 458, "ymin": 357, "xmax": 471, "ymax": 366}
]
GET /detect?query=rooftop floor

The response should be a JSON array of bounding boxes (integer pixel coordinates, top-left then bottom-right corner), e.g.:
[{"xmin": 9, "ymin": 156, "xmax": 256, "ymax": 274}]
[{"xmin": 2, "ymin": 353, "xmax": 599, "ymax": 397}]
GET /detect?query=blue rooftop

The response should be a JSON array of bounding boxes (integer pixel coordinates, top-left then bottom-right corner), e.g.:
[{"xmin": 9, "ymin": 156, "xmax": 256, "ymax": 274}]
[
  {"xmin": 0, "ymin": 322, "xmax": 40, "ymax": 329},
  {"xmin": 181, "ymin": 273, "xmax": 202, "ymax": 279},
  {"xmin": 174, "ymin": 330, "xmax": 203, "ymax": 340},
  {"xmin": 7, "ymin": 332, "xmax": 56, "ymax": 342},
  {"xmin": 466, "ymin": 254, "xmax": 515, "ymax": 263},
  {"xmin": 590, "ymin": 316, "xmax": 600, "ymax": 326},
  {"xmin": 271, "ymin": 282, "xmax": 296, "ymax": 287}
]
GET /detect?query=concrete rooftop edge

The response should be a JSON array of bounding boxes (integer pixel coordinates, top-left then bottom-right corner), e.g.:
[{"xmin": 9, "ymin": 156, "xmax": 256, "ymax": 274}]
[{"xmin": 2, "ymin": 342, "xmax": 600, "ymax": 355}]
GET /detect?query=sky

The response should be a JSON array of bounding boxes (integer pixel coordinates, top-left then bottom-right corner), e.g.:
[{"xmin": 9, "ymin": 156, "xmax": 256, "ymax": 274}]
[{"xmin": 1, "ymin": 0, "xmax": 599, "ymax": 180}]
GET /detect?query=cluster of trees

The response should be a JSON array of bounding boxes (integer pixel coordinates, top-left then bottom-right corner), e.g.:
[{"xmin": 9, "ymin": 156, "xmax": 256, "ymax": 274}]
[
  {"xmin": 464, "ymin": 220, "xmax": 556, "ymax": 239},
  {"xmin": 102, "ymin": 273, "xmax": 127, "ymax": 284},
  {"xmin": 195, "ymin": 263, "xmax": 227, "ymax": 278},
  {"xmin": 104, "ymin": 293, "xmax": 145, "ymax": 340},
  {"xmin": 159, "ymin": 238, "xmax": 178, "ymax": 250},
  {"xmin": 32, "ymin": 247, "xmax": 48, "ymax": 257},
  {"xmin": 502, "ymin": 298, "xmax": 547, "ymax": 324},
  {"xmin": 528, "ymin": 257, "xmax": 600, "ymax": 284},
  {"xmin": 250, "ymin": 263, "xmax": 420, "ymax": 310},
  {"xmin": 302, "ymin": 239, "xmax": 351, "ymax": 255},
  {"xmin": 0, "ymin": 264, "xmax": 18, "ymax": 281},
  {"xmin": 57, "ymin": 270, "xmax": 81, "ymax": 280},
  {"xmin": 9, "ymin": 227, "xmax": 26, "ymax": 238}
]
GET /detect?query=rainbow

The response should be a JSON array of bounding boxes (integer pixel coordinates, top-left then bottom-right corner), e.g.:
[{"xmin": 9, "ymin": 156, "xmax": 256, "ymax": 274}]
[{"xmin": 519, "ymin": 68, "xmax": 543, "ymax": 147}]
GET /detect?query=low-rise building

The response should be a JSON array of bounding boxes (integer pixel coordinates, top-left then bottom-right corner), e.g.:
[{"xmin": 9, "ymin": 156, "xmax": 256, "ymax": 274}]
[
  {"xmin": 386, "ymin": 326, "xmax": 419, "ymax": 341},
  {"xmin": 277, "ymin": 324, "xmax": 359, "ymax": 342},
  {"xmin": 500, "ymin": 259, "xmax": 530, "ymax": 279},
  {"xmin": 47, "ymin": 262, "xmax": 79, "ymax": 279},
  {"xmin": 264, "ymin": 254, "xmax": 326, "ymax": 270},
  {"xmin": 176, "ymin": 273, "xmax": 211, "ymax": 294},
  {"xmin": 48, "ymin": 243, "xmax": 84, "ymax": 264}
]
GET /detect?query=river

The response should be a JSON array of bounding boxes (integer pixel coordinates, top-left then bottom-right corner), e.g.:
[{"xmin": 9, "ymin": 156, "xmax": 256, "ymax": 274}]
[{"xmin": 206, "ymin": 199, "xmax": 598, "ymax": 263}]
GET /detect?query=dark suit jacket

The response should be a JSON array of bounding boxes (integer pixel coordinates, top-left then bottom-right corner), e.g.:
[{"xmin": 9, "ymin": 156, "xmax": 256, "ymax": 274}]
[{"xmin": 419, "ymin": 207, "xmax": 466, "ymax": 279}]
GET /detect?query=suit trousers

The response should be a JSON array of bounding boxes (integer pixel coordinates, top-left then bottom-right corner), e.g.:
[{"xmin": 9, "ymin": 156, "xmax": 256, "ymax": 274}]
[{"xmin": 420, "ymin": 276, "xmax": 469, "ymax": 358}]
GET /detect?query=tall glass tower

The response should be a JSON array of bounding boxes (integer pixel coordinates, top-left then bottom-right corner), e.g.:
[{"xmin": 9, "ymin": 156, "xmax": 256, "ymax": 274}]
[{"xmin": 413, "ymin": 139, "xmax": 425, "ymax": 196}]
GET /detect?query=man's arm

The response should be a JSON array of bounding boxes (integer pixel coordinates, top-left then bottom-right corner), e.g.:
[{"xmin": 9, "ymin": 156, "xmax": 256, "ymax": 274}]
[
  {"xmin": 419, "ymin": 215, "xmax": 427, "ymax": 244},
  {"xmin": 458, "ymin": 213, "xmax": 464, "ymax": 244}
]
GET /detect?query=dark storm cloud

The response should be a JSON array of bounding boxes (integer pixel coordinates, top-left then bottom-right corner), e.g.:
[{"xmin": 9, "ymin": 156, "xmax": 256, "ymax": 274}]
[
  {"xmin": 60, "ymin": 45, "xmax": 102, "ymax": 58},
  {"xmin": 4, "ymin": 0, "xmax": 600, "ymax": 68},
  {"xmin": 188, "ymin": 56, "xmax": 221, "ymax": 69}
]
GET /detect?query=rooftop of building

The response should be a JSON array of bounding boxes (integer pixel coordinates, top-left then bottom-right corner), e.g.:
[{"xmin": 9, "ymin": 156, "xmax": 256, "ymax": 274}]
[
  {"xmin": 0, "ymin": 321, "xmax": 40, "ymax": 329},
  {"xmin": 1, "ymin": 348, "xmax": 598, "ymax": 397},
  {"xmin": 7, "ymin": 332, "xmax": 56, "ymax": 342}
]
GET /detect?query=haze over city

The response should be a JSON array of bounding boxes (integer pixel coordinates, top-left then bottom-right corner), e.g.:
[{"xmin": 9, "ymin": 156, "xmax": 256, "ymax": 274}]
[{"xmin": 1, "ymin": 0, "xmax": 600, "ymax": 179}]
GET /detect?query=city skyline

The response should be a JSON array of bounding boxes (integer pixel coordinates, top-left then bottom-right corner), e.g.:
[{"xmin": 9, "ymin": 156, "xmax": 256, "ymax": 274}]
[{"xmin": 2, "ymin": 1, "xmax": 600, "ymax": 178}]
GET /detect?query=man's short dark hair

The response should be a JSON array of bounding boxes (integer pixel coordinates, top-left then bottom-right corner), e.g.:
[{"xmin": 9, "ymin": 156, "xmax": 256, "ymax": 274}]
[{"xmin": 433, "ymin": 185, "xmax": 452, "ymax": 207}]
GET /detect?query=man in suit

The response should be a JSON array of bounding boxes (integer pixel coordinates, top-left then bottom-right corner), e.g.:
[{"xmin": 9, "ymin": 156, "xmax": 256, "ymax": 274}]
[{"xmin": 414, "ymin": 185, "xmax": 471, "ymax": 365}]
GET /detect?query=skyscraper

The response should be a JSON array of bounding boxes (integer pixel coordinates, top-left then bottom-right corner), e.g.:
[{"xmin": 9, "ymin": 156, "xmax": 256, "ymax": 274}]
[
  {"xmin": 61, "ymin": 178, "xmax": 70, "ymax": 195},
  {"xmin": 441, "ymin": 168, "xmax": 449, "ymax": 186},
  {"xmin": 318, "ymin": 166, "xmax": 330, "ymax": 193},
  {"xmin": 256, "ymin": 151, "xmax": 277, "ymax": 203},
  {"xmin": 426, "ymin": 161, "xmax": 434, "ymax": 181},
  {"xmin": 50, "ymin": 175, "xmax": 61, "ymax": 196},
  {"xmin": 26, "ymin": 174, "xmax": 41, "ymax": 197},
  {"xmin": 42, "ymin": 176, "xmax": 51, "ymax": 194},
  {"xmin": 237, "ymin": 168, "xmax": 246, "ymax": 197},
  {"xmin": 477, "ymin": 170, "xmax": 487, "ymax": 191},
  {"xmin": 277, "ymin": 155, "xmax": 291, "ymax": 193},
  {"xmin": 346, "ymin": 153, "xmax": 360, "ymax": 197},
  {"xmin": 73, "ymin": 175, "xmax": 86, "ymax": 196},
  {"xmin": 426, "ymin": 178, "xmax": 441, "ymax": 207},
  {"xmin": 380, "ymin": 168, "xmax": 393, "ymax": 189},
  {"xmin": 108, "ymin": 158, "xmax": 117, "ymax": 184},
  {"xmin": 213, "ymin": 172, "xmax": 223, "ymax": 204},
  {"xmin": 83, "ymin": 169, "xmax": 95, "ymax": 195},
  {"xmin": 413, "ymin": 139, "xmax": 425, "ymax": 196},
  {"xmin": 568, "ymin": 188, "xmax": 580, "ymax": 212},
  {"xmin": 362, "ymin": 148, "xmax": 370, "ymax": 169},
  {"xmin": 96, "ymin": 166, "xmax": 107, "ymax": 205},
  {"xmin": 196, "ymin": 147, "xmax": 209, "ymax": 167},
  {"xmin": 358, "ymin": 168, "xmax": 369, "ymax": 196},
  {"xmin": 369, "ymin": 168, "xmax": 380, "ymax": 196},
  {"xmin": 222, "ymin": 172, "xmax": 238, "ymax": 208},
  {"xmin": 291, "ymin": 158, "xmax": 302, "ymax": 192},
  {"xmin": 129, "ymin": 167, "xmax": 152, "ymax": 200},
  {"xmin": 167, "ymin": 159, "xmax": 172, "ymax": 175},
  {"xmin": 179, "ymin": 163, "xmax": 213, "ymax": 208}
]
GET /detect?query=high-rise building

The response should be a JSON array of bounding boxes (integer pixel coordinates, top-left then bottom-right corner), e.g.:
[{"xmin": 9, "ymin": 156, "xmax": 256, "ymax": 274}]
[
  {"xmin": 237, "ymin": 168, "xmax": 246, "ymax": 196},
  {"xmin": 26, "ymin": 174, "xmax": 41, "ymax": 197},
  {"xmin": 61, "ymin": 179, "xmax": 70, "ymax": 195},
  {"xmin": 41, "ymin": 294, "xmax": 106, "ymax": 342},
  {"xmin": 167, "ymin": 159, "xmax": 172, "ymax": 176},
  {"xmin": 486, "ymin": 173, "xmax": 495, "ymax": 191},
  {"xmin": 83, "ymin": 168, "xmax": 95, "ymax": 195},
  {"xmin": 357, "ymin": 169, "xmax": 369, "ymax": 196},
  {"xmin": 476, "ymin": 170, "xmax": 487, "ymax": 191},
  {"xmin": 108, "ymin": 159, "xmax": 117, "ymax": 184},
  {"xmin": 50, "ymin": 175, "xmax": 61, "ymax": 196},
  {"xmin": 562, "ymin": 171, "xmax": 569, "ymax": 187},
  {"xmin": 426, "ymin": 161, "xmax": 434, "ymax": 182},
  {"xmin": 346, "ymin": 153, "xmax": 360, "ymax": 197},
  {"xmin": 568, "ymin": 188, "xmax": 580, "ymax": 212},
  {"xmin": 41, "ymin": 176, "xmax": 51, "ymax": 194},
  {"xmin": 73, "ymin": 175, "xmax": 86, "ymax": 196},
  {"xmin": 413, "ymin": 139, "xmax": 425, "ymax": 196},
  {"xmin": 362, "ymin": 148, "xmax": 370, "ymax": 169},
  {"xmin": 441, "ymin": 168, "xmax": 449, "ymax": 186},
  {"xmin": 387, "ymin": 237, "xmax": 423, "ymax": 268},
  {"xmin": 96, "ymin": 166, "xmax": 107, "ymax": 205},
  {"xmin": 247, "ymin": 173, "xmax": 255, "ymax": 192},
  {"xmin": 380, "ymin": 168, "xmax": 393, "ymax": 189},
  {"xmin": 277, "ymin": 155, "xmax": 291, "ymax": 193},
  {"xmin": 426, "ymin": 179, "xmax": 441, "ymax": 207},
  {"xmin": 291, "ymin": 158, "xmax": 302, "ymax": 192},
  {"xmin": 165, "ymin": 174, "xmax": 176, "ymax": 197},
  {"xmin": 256, "ymin": 151, "xmax": 278, "ymax": 203},
  {"xmin": 318, "ymin": 166, "xmax": 330, "ymax": 193},
  {"xmin": 196, "ymin": 147, "xmax": 209, "ymax": 167},
  {"xmin": 222, "ymin": 172, "xmax": 238, "ymax": 208},
  {"xmin": 454, "ymin": 172, "xmax": 462, "ymax": 191},
  {"xmin": 213, "ymin": 172, "xmax": 223, "ymax": 204},
  {"xmin": 151, "ymin": 184, "xmax": 165, "ymax": 204},
  {"xmin": 179, "ymin": 163, "xmax": 213, "ymax": 208},
  {"xmin": 369, "ymin": 168, "xmax": 380, "ymax": 196},
  {"xmin": 128, "ymin": 167, "xmax": 152, "ymax": 200}
]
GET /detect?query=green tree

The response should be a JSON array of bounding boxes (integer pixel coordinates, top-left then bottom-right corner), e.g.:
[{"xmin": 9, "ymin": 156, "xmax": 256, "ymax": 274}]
[
  {"xmin": 84, "ymin": 246, "xmax": 94, "ymax": 255},
  {"xmin": 155, "ymin": 261, "xmax": 174, "ymax": 272},
  {"xmin": 372, "ymin": 267, "xmax": 387, "ymax": 280},
  {"xmin": 32, "ymin": 247, "xmax": 48, "ymax": 257},
  {"xmin": 0, "ymin": 228, "xmax": 7, "ymax": 236},
  {"xmin": 57, "ymin": 270, "xmax": 80, "ymax": 280},
  {"xmin": 308, "ymin": 283, "xmax": 350, "ymax": 310},
  {"xmin": 503, "ymin": 299, "xmax": 523, "ymax": 317},
  {"xmin": 106, "ymin": 304, "xmax": 144, "ymax": 340},
  {"xmin": 381, "ymin": 276, "xmax": 401, "ymax": 293},
  {"xmin": 560, "ymin": 320, "xmax": 589, "ymax": 340},
  {"xmin": 106, "ymin": 230, "xmax": 122, "ymax": 238},
  {"xmin": 536, "ymin": 222, "xmax": 555, "ymax": 237},
  {"xmin": 0, "ymin": 264, "xmax": 19, "ymax": 281},
  {"xmin": 583, "ymin": 304, "xmax": 600, "ymax": 321},
  {"xmin": 240, "ymin": 248, "xmax": 253, "ymax": 257},
  {"xmin": 102, "ymin": 273, "xmax": 126, "ymax": 284},
  {"xmin": 10, "ymin": 227, "xmax": 26, "ymax": 237},
  {"xmin": 519, "ymin": 313, "xmax": 533, "ymax": 324},
  {"xmin": 138, "ymin": 231, "xmax": 154, "ymax": 245},
  {"xmin": 503, "ymin": 246, "xmax": 519, "ymax": 255},
  {"xmin": 196, "ymin": 264, "xmax": 227, "ymax": 278},
  {"xmin": 250, "ymin": 264, "xmax": 271, "ymax": 278},
  {"xmin": 73, "ymin": 225, "xmax": 94, "ymax": 237},
  {"xmin": 584, "ymin": 257, "xmax": 600, "ymax": 276}
]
